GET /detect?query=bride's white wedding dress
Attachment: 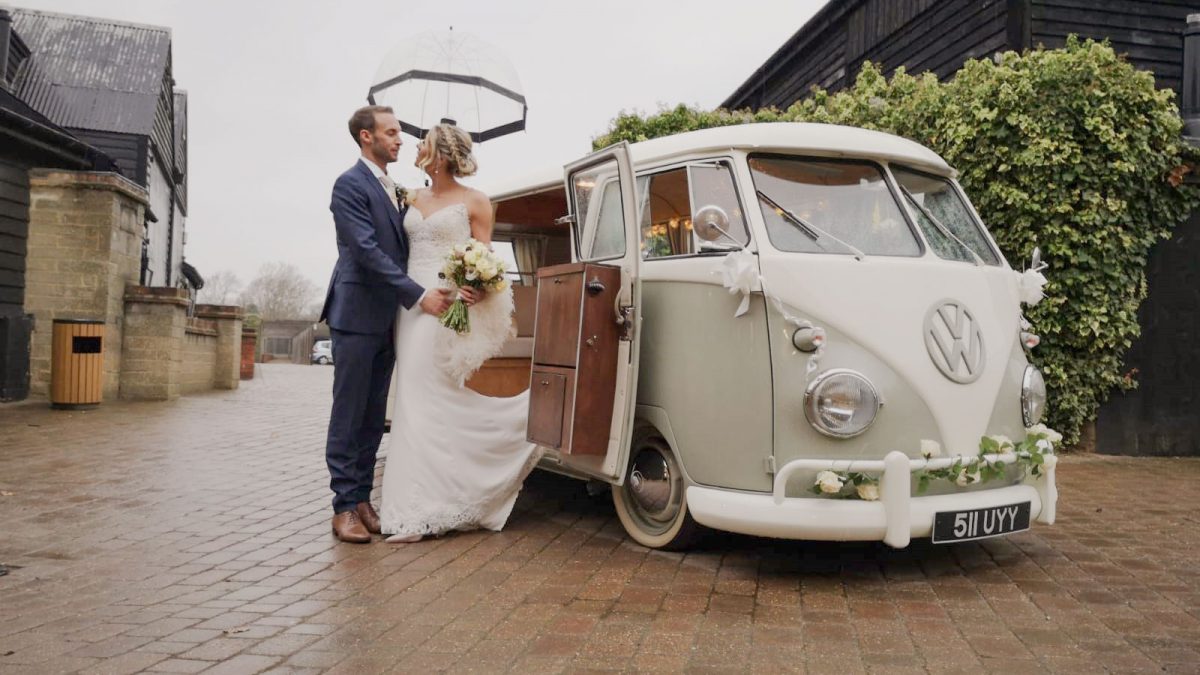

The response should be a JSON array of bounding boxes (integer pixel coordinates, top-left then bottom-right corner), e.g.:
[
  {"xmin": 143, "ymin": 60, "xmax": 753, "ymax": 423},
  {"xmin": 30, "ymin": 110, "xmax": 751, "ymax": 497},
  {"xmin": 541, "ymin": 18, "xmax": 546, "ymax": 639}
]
[{"xmin": 379, "ymin": 203, "xmax": 541, "ymax": 539}]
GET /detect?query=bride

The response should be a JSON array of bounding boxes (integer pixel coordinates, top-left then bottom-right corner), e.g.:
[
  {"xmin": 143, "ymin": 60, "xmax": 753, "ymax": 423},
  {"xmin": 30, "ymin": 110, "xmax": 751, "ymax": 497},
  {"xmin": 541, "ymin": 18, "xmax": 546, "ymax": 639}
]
[{"xmin": 379, "ymin": 122, "xmax": 541, "ymax": 543}]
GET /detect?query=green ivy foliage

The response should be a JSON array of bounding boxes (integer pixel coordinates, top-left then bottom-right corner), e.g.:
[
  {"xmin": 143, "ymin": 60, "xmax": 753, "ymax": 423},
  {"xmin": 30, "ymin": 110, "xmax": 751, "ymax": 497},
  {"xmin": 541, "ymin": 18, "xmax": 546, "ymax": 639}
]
[{"xmin": 595, "ymin": 38, "xmax": 1199, "ymax": 447}]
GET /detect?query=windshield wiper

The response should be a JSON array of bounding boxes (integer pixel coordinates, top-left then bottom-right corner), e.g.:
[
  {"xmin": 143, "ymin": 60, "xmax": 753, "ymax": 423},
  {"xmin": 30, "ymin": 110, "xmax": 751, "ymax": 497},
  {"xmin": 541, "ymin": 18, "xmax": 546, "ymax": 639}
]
[
  {"xmin": 898, "ymin": 185, "xmax": 984, "ymax": 266},
  {"xmin": 755, "ymin": 190, "xmax": 866, "ymax": 260}
]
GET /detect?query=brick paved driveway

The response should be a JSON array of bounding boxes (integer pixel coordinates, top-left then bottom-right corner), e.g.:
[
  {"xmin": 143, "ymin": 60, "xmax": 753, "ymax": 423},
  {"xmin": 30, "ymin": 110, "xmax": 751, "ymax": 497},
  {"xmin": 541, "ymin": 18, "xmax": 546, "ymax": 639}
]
[{"xmin": 1, "ymin": 364, "xmax": 1198, "ymax": 674}]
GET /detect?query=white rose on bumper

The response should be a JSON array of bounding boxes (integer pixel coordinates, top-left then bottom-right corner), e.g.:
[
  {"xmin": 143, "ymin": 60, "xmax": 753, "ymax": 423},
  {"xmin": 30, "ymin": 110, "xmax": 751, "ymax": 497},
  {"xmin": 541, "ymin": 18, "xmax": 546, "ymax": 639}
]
[
  {"xmin": 1026, "ymin": 424, "xmax": 1063, "ymax": 445},
  {"xmin": 956, "ymin": 466, "xmax": 982, "ymax": 487},
  {"xmin": 815, "ymin": 470, "xmax": 844, "ymax": 494},
  {"xmin": 920, "ymin": 439, "xmax": 942, "ymax": 459},
  {"xmin": 856, "ymin": 482, "xmax": 880, "ymax": 501},
  {"xmin": 987, "ymin": 434, "xmax": 1014, "ymax": 450}
]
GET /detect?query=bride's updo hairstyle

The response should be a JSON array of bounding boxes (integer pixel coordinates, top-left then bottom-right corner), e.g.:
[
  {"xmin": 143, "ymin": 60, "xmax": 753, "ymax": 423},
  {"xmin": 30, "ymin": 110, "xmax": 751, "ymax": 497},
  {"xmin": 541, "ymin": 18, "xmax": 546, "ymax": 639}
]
[{"xmin": 418, "ymin": 123, "xmax": 478, "ymax": 177}]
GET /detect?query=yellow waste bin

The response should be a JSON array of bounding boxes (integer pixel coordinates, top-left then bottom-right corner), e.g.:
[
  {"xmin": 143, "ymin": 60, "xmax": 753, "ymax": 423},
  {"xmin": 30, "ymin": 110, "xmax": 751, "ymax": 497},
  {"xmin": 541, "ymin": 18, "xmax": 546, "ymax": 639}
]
[{"xmin": 50, "ymin": 319, "xmax": 104, "ymax": 409}]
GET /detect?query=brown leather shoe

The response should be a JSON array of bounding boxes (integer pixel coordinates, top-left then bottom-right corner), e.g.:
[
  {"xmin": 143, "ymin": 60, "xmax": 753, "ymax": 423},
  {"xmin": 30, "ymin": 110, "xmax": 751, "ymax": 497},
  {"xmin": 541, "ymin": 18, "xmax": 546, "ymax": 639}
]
[
  {"xmin": 355, "ymin": 502, "xmax": 382, "ymax": 534},
  {"xmin": 331, "ymin": 511, "xmax": 371, "ymax": 543}
]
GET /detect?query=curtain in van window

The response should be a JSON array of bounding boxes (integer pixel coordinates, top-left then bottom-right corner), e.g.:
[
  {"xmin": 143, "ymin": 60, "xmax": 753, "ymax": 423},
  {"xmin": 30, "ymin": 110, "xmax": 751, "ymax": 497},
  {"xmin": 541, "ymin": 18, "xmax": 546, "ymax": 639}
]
[{"xmin": 513, "ymin": 237, "xmax": 543, "ymax": 285}]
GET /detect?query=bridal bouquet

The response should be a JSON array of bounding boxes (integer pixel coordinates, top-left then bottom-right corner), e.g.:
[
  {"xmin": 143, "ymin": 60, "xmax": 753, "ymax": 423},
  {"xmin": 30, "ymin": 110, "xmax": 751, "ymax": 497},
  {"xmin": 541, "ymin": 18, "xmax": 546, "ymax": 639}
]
[{"xmin": 438, "ymin": 239, "xmax": 510, "ymax": 334}]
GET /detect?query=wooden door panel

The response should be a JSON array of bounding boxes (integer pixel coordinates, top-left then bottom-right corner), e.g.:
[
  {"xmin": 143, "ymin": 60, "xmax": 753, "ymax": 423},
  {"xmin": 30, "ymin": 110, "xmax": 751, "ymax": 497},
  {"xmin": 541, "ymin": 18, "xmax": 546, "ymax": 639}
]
[
  {"xmin": 534, "ymin": 264, "xmax": 583, "ymax": 367},
  {"xmin": 528, "ymin": 367, "xmax": 569, "ymax": 448}
]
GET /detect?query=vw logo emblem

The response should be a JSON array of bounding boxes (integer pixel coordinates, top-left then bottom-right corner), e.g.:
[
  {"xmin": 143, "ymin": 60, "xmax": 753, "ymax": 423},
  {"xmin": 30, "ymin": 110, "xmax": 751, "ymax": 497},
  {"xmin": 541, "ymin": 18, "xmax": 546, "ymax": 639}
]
[{"xmin": 924, "ymin": 300, "xmax": 985, "ymax": 384}]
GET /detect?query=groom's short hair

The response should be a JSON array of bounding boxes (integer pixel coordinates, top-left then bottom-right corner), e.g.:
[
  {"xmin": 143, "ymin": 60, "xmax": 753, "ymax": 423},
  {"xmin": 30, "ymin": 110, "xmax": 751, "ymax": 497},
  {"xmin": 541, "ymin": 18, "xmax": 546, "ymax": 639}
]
[{"xmin": 349, "ymin": 105, "xmax": 394, "ymax": 144}]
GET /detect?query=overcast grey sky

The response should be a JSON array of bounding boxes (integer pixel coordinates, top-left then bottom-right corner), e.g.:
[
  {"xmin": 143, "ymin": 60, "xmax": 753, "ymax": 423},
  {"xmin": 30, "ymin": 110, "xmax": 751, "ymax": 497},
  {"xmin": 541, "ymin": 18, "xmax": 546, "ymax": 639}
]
[{"xmin": 18, "ymin": 0, "xmax": 823, "ymax": 292}]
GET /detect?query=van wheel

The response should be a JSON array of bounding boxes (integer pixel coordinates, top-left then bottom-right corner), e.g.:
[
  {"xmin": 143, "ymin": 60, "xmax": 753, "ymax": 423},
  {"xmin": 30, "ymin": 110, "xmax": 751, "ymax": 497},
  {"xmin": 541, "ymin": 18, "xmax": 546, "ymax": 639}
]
[
  {"xmin": 612, "ymin": 429, "xmax": 700, "ymax": 550},
  {"xmin": 317, "ymin": 356, "xmax": 329, "ymax": 365}
]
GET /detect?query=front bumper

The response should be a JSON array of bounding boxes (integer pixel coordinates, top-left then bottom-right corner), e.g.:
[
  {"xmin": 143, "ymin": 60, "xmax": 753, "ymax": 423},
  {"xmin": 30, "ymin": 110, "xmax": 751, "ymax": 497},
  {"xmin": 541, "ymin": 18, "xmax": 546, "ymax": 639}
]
[{"xmin": 686, "ymin": 450, "xmax": 1057, "ymax": 548}]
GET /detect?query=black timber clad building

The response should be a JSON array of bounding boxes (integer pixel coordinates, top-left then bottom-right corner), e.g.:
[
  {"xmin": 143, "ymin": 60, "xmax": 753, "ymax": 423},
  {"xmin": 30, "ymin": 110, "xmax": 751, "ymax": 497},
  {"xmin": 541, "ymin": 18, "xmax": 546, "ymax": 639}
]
[
  {"xmin": 0, "ymin": 7, "xmax": 117, "ymax": 400},
  {"xmin": 11, "ymin": 8, "xmax": 188, "ymax": 288},
  {"xmin": 724, "ymin": 0, "xmax": 1200, "ymax": 456},
  {"xmin": 0, "ymin": 7, "xmax": 187, "ymax": 402},
  {"xmin": 723, "ymin": 0, "xmax": 1197, "ymax": 109}
]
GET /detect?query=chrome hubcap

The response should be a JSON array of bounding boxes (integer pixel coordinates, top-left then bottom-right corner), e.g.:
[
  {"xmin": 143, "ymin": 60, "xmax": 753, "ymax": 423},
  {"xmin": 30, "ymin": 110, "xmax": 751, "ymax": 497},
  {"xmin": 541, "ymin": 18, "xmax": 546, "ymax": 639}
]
[{"xmin": 623, "ymin": 440, "xmax": 683, "ymax": 533}]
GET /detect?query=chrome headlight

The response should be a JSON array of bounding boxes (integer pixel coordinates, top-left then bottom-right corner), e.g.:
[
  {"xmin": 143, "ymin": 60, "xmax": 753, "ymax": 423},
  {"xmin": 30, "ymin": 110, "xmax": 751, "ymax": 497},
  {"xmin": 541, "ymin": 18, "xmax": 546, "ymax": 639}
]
[
  {"xmin": 804, "ymin": 369, "xmax": 881, "ymax": 438},
  {"xmin": 1021, "ymin": 365, "xmax": 1046, "ymax": 426}
]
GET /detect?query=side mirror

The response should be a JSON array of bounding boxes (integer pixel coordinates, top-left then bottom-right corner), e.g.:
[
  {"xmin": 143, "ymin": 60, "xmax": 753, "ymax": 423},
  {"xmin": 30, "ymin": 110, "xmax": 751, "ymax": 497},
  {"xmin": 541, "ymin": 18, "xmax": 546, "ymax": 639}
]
[
  {"xmin": 692, "ymin": 204, "xmax": 742, "ymax": 249},
  {"xmin": 1029, "ymin": 246, "xmax": 1047, "ymax": 273}
]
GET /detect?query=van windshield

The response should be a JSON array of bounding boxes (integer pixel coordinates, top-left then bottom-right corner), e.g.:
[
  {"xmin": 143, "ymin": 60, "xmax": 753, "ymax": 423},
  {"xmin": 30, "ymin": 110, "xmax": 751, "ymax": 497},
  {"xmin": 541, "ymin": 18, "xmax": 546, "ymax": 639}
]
[
  {"xmin": 748, "ymin": 155, "xmax": 921, "ymax": 257},
  {"xmin": 891, "ymin": 166, "xmax": 1000, "ymax": 265}
]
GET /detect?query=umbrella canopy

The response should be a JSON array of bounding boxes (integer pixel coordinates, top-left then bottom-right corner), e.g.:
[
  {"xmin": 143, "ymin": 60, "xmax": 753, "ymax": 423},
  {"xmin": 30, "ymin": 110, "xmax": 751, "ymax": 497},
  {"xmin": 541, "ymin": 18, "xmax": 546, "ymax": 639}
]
[{"xmin": 368, "ymin": 30, "xmax": 526, "ymax": 143}]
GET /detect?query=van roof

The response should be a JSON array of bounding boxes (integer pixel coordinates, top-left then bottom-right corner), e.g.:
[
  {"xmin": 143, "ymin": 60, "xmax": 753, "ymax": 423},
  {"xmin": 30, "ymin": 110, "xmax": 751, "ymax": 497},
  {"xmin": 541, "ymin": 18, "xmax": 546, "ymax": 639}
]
[{"xmin": 487, "ymin": 122, "xmax": 954, "ymax": 202}]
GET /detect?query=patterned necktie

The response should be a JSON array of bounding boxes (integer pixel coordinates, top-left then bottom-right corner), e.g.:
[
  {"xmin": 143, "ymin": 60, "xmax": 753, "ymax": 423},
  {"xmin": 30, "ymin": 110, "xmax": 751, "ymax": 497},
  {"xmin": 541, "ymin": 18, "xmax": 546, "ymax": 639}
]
[{"xmin": 378, "ymin": 175, "xmax": 399, "ymax": 211}]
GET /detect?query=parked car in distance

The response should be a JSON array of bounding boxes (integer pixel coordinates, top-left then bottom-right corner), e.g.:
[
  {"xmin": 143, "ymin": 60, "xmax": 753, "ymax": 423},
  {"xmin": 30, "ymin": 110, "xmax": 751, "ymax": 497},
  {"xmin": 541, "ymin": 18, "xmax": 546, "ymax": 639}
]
[{"xmin": 311, "ymin": 340, "xmax": 333, "ymax": 365}]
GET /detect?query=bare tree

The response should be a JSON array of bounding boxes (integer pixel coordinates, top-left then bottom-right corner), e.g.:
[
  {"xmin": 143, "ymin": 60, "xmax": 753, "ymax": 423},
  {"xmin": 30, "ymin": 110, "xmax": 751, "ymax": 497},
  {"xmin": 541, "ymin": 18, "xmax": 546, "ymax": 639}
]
[
  {"xmin": 196, "ymin": 270, "xmax": 242, "ymax": 305},
  {"xmin": 240, "ymin": 262, "xmax": 320, "ymax": 320}
]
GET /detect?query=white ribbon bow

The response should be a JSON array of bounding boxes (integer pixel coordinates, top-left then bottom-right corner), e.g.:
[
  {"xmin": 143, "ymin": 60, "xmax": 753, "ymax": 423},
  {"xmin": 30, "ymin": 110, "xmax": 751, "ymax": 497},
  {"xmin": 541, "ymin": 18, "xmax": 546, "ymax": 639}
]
[
  {"xmin": 1016, "ymin": 269, "xmax": 1047, "ymax": 306},
  {"xmin": 717, "ymin": 249, "xmax": 759, "ymax": 317}
]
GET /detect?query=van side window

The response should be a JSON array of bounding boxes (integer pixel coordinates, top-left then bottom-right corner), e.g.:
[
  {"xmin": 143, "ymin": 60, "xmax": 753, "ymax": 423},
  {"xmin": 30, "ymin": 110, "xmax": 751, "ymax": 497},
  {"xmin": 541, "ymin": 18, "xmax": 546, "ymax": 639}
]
[
  {"xmin": 639, "ymin": 169, "xmax": 692, "ymax": 258},
  {"xmin": 638, "ymin": 163, "xmax": 748, "ymax": 259},
  {"xmin": 574, "ymin": 168, "xmax": 626, "ymax": 260}
]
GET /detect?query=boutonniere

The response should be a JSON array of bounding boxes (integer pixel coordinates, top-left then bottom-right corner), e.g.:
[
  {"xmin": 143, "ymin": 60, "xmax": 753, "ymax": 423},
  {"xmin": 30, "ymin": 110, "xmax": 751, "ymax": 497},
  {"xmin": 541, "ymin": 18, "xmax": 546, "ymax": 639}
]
[{"xmin": 395, "ymin": 185, "xmax": 415, "ymax": 208}]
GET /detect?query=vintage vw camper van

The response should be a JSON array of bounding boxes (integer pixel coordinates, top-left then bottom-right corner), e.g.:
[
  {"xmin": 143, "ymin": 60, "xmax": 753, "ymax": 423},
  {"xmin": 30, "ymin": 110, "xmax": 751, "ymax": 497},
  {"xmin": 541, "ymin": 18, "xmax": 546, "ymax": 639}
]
[{"xmin": 467, "ymin": 122, "xmax": 1058, "ymax": 550}]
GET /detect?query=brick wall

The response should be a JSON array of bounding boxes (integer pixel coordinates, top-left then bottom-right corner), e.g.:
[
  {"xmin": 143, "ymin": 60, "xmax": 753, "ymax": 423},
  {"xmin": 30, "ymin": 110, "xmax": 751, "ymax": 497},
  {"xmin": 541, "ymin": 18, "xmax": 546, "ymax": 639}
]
[
  {"xmin": 24, "ymin": 169, "xmax": 244, "ymax": 403},
  {"xmin": 180, "ymin": 321, "xmax": 218, "ymax": 394},
  {"xmin": 24, "ymin": 170, "xmax": 145, "ymax": 399},
  {"xmin": 120, "ymin": 287, "xmax": 187, "ymax": 400},
  {"xmin": 195, "ymin": 305, "xmax": 243, "ymax": 389}
]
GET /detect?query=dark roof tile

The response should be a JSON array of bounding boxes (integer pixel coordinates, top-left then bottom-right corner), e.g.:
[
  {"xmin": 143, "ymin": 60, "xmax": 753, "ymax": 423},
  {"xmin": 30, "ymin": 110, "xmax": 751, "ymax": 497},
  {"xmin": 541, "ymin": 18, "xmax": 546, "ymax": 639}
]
[{"xmin": 11, "ymin": 8, "xmax": 170, "ymax": 136}]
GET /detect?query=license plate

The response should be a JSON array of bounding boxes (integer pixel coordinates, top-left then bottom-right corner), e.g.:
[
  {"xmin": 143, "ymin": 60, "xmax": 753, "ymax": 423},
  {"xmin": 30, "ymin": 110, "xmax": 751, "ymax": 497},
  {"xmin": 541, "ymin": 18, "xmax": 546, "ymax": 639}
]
[{"xmin": 932, "ymin": 501, "xmax": 1030, "ymax": 543}]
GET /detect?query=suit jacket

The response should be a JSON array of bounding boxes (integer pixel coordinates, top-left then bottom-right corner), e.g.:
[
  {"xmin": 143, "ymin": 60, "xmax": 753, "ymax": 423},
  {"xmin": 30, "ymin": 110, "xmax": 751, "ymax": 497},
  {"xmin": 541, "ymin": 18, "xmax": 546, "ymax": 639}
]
[{"xmin": 320, "ymin": 160, "xmax": 425, "ymax": 334}]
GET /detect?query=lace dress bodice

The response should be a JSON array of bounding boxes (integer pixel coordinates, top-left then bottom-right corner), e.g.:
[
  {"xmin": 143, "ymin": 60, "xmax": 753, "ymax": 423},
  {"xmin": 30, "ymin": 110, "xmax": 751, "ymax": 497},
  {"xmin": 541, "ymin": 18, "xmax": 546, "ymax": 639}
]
[{"xmin": 405, "ymin": 203, "xmax": 470, "ymax": 286}]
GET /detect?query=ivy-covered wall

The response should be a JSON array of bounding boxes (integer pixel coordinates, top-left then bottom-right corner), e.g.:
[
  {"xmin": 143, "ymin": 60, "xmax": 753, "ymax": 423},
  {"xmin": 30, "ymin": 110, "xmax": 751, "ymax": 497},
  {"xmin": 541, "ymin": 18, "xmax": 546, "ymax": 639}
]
[{"xmin": 596, "ymin": 39, "xmax": 1199, "ymax": 448}]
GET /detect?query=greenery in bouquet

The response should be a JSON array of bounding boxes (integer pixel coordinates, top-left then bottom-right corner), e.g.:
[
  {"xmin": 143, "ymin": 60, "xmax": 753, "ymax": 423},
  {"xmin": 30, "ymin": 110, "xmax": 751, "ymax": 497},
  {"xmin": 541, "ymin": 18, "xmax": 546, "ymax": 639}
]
[{"xmin": 438, "ymin": 239, "xmax": 510, "ymax": 334}]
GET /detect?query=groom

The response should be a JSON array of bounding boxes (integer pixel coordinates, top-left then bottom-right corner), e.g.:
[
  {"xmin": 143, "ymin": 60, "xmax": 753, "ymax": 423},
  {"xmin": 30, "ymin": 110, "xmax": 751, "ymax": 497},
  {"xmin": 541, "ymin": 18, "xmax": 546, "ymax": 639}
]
[{"xmin": 320, "ymin": 105, "xmax": 452, "ymax": 543}]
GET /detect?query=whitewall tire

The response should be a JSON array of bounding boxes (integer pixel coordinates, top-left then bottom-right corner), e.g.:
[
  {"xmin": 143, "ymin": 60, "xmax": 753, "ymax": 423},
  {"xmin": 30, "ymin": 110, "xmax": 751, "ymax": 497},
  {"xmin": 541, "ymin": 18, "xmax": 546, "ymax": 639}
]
[{"xmin": 612, "ymin": 427, "xmax": 701, "ymax": 550}]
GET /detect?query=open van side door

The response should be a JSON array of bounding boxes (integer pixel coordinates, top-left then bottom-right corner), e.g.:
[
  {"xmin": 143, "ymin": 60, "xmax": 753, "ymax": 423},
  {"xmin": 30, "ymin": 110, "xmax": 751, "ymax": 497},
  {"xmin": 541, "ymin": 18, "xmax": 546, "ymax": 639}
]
[{"xmin": 526, "ymin": 143, "xmax": 642, "ymax": 484}]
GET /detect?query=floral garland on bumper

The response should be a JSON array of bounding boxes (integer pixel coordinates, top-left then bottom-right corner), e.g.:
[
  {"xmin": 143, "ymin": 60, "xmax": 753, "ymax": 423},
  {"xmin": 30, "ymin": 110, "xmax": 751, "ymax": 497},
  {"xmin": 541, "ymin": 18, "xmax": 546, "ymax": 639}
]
[{"xmin": 810, "ymin": 425, "xmax": 1062, "ymax": 500}]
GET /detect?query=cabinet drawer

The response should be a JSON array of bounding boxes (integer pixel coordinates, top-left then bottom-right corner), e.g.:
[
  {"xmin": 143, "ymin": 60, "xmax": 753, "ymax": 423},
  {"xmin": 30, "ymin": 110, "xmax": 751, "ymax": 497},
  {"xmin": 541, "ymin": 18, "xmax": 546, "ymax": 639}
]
[
  {"xmin": 534, "ymin": 270, "xmax": 582, "ymax": 367},
  {"xmin": 527, "ymin": 368, "xmax": 571, "ymax": 448}
]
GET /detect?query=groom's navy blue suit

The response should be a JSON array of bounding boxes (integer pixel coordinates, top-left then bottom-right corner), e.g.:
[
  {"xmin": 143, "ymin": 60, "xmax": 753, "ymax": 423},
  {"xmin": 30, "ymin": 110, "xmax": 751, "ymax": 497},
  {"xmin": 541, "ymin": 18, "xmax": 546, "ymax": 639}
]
[{"xmin": 320, "ymin": 159, "xmax": 425, "ymax": 513}]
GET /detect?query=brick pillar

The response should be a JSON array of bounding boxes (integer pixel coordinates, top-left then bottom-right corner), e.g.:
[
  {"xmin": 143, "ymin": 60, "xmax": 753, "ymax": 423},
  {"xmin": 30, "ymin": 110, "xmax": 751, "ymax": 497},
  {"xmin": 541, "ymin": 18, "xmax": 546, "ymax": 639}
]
[
  {"xmin": 194, "ymin": 304, "xmax": 244, "ymax": 390},
  {"xmin": 24, "ymin": 170, "xmax": 147, "ymax": 399},
  {"xmin": 120, "ymin": 287, "xmax": 187, "ymax": 400},
  {"xmin": 240, "ymin": 328, "xmax": 257, "ymax": 380}
]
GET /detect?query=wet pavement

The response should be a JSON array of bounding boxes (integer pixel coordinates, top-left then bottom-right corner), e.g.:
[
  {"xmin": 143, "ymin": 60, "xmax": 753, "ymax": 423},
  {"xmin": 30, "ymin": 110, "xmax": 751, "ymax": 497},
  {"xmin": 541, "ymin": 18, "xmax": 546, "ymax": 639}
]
[{"xmin": 0, "ymin": 363, "xmax": 1198, "ymax": 674}]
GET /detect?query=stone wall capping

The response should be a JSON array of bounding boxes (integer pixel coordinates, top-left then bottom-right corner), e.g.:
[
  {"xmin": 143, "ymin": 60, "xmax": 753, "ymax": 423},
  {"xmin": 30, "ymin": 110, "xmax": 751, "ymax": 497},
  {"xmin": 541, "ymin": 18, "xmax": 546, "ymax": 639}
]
[
  {"xmin": 185, "ymin": 317, "xmax": 219, "ymax": 337},
  {"xmin": 29, "ymin": 169, "xmax": 150, "ymax": 206},
  {"xmin": 194, "ymin": 304, "xmax": 246, "ymax": 321},
  {"xmin": 124, "ymin": 286, "xmax": 190, "ymax": 307}
]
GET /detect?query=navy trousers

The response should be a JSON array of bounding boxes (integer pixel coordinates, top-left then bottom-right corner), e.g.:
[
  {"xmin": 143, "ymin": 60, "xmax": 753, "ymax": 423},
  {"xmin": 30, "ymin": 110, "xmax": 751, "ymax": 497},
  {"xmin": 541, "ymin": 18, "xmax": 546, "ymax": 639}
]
[{"xmin": 325, "ymin": 327, "xmax": 395, "ymax": 513}]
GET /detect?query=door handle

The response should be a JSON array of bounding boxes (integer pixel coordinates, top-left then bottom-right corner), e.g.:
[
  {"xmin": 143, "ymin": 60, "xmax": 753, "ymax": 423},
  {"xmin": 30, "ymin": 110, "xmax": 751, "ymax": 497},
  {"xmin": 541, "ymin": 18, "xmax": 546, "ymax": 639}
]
[{"xmin": 586, "ymin": 277, "xmax": 605, "ymax": 295}]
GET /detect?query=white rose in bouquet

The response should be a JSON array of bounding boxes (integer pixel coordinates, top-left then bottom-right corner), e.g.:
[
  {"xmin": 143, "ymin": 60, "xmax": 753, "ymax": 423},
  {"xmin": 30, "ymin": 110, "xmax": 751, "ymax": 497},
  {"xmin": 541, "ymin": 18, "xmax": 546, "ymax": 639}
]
[
  {"xmin": 476, "ymin": 260, "xmax": 498, "ymax": 281},
  {"xmin": 438, "ymin": 238, "xmax": 512, "ymax": 334},
  {"xmin": 920, "ymin": 439, "xmax": 942, "ymax": 459}
]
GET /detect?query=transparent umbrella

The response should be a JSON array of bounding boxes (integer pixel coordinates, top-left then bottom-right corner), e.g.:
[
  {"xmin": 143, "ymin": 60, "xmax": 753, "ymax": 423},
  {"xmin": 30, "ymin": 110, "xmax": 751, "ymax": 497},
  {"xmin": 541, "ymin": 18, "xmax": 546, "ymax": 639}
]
[{"xmin": 368, "ymin": 29, "xmax": 526, "ymax": 142}]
